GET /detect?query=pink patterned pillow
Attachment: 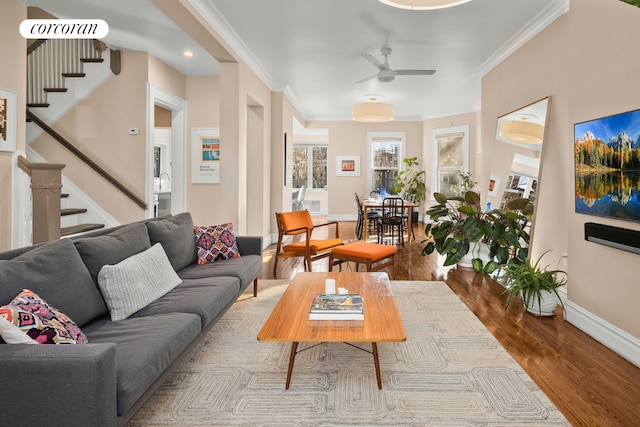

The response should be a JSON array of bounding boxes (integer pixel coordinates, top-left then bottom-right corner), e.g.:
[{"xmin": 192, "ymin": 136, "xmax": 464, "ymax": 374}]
[
  {"xmin": 194, "ymin": 223, "xmax": 241, "ymax": 264},
  {"xmin": 0, "ymin": 289, "xmax": 88, "ymax": 344}
]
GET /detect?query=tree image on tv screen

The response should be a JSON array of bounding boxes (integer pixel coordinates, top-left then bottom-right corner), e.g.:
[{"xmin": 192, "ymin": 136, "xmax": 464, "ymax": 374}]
[{"xmin": 574, "ymin": 109, "xmax": 640, "ymax": 222}]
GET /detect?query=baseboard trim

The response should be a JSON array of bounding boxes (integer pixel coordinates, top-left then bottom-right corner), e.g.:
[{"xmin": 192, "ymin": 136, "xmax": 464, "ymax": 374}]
[{"xmin": 564, "ymin": 298, "xmax": 640, "ymax": 368}]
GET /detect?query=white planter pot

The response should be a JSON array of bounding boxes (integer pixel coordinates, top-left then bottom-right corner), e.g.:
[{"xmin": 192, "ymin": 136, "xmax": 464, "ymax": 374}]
[
  {"xmin": 523, "ymin": 290, "xmax": 561, "ymax": 316},
  {"xmin": 458, "ymin": 241, "xmax": 491, "ymax": 268}
]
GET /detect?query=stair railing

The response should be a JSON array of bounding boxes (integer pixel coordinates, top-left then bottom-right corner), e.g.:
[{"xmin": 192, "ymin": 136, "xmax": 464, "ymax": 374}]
[
  {"xmin": 27, "ymin": 109, "xmax": 147, "ymax": 209},
  {"xmin": 18, "ymin": 155, "xmax": 65, "ymax": 244},
  {"xmin": 27, "ymin": 39, "xmax": 104, "ymax": 106}
]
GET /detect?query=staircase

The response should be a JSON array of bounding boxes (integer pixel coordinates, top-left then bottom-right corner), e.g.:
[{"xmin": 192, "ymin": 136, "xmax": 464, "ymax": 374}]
[{"xmin": 24, "ymin": 39, "xmax": 133, "ymax": 243}]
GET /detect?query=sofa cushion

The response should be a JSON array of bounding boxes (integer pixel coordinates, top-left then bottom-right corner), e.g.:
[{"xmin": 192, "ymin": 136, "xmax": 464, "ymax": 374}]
[
  {"xmin": 178, "ymin": 254, "xmax": 262, "ymax": 290},
  {"xmin": 0, "ymin": 289, "xmax": 88, "ymax": 344},
  {"xmin": 195, "ymin": 223, "xmax": 241, "ymax": 264},
  {"xmin": 0, "ymin": 238, "xmax": 107, "ymax": 327},
  {"xmin": 82, "ymin": 312, "xmax": 201, "ymax": 416},
  {"xmin": 74, "ymin": 222, "xmax": 151, "ymax": 283},
  {"xmin": 146, "ymin": 213, "xmax": 197, "ymax": 271},
  {"xmin": 131, "ymin": 276, "xmax": 240, "ymax": 328},
  {"xmin": 97, "ymin": 243, "xmax": 182, "ymax": 321}
]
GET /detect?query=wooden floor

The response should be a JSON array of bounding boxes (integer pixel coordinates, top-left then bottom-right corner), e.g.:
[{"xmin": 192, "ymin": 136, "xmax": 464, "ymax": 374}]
[{"xmin": 258, "ymin": 219, "xmax": 640, "ymax": 427}]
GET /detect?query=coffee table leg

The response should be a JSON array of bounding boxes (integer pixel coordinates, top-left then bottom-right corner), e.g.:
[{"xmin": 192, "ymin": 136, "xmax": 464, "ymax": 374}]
[
  {"xmin": 372, "ymin": 342, "xmax": 382, "ymax": 389},
  {"xmin": 285, "ymin": 342, "xmax": 299, "ymax": 389}
]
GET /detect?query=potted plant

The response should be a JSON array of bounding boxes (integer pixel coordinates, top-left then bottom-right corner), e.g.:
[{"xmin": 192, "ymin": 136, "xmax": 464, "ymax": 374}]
[
  {"xmin": 422, "ymin": 190, "xmax": 498, "ymax": 273},
  {"xmin": 392, "ymin": 157, "xmax": 427, "ymax": 203},
  {"xmin": 501, "ymin": 250, "xmax": 567, "ymax": 316},
  {"xmin": 484, "ymin": 197, "xmax": 531, "ymax": 267}
]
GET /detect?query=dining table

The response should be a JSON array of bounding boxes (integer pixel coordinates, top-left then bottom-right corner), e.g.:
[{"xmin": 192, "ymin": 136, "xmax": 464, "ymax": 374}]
[{"xmin": 360, "ymin": 197, "xmax": 420, "ymax": 241}]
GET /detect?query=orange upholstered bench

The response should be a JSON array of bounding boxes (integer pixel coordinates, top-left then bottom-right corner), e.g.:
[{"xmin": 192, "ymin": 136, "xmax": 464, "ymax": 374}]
[{"xmin": 329, "ymin": 241, "xmax": 397, "ymax": 274}]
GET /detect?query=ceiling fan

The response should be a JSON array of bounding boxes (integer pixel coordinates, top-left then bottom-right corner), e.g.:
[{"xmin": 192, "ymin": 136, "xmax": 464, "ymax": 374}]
[{"xmin": 356, "ymin": 47, "xmax": 436, "ymax": 83}]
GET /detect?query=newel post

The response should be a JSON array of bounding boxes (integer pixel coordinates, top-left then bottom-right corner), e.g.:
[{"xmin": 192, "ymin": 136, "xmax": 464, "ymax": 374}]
[{"xmin": 29, "ymin": 162, "xmax": 65, "ymax": 244}]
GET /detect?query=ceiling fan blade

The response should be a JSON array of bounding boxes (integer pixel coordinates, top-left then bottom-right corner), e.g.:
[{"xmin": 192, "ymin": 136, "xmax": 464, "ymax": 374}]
[
  {"xmin": 361, "ymin": 53, "xmax": 384, "ymax": 70},
  {"xmin": 355, "ymin": 73, "xmax": 378, "ymax": 84},
  {"xmin": 394, "ymin": 69, "xmax": 437, "ymax": 76}
]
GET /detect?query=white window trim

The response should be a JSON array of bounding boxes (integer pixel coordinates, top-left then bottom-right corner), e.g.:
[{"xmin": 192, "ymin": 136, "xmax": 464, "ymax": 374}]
[
  {"xmin": 431, "ymin": 125, "xmax": 469, "ymax": 199},
  {"xmin": 367, "ymin": 132, "xmax": 406, "ymax": 195}
]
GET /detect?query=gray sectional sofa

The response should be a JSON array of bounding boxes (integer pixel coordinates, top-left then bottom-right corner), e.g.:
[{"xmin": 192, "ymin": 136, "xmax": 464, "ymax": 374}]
[{"xmin": 0, "ymin": 212, "xmax": 263, "ymax": 427}]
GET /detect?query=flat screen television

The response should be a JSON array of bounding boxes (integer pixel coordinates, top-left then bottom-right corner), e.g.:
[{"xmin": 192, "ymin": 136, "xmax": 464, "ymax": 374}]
[{"xmin": 574, "ymin": 107, "xmax": 640, "ymax": 223}]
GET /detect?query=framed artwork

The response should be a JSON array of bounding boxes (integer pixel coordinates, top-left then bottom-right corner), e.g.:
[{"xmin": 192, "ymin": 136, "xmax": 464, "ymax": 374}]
[
  {"xmin": 191, "ymin": 128, "xmax": 220, "ymax": 183},
  {"xmin": 0, "ymin": 88, "xmax": 17, "ymax": 152},
  {"xmin": 336, "ymin": 155, "xmax": 360, "ymax": 177},
  {"xmin": 488, "ymin": 175, "xmax": 500, "ymax": 198}
]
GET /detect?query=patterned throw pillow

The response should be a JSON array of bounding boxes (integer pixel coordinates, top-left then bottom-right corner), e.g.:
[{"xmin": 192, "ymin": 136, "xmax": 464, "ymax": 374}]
[
  {"xmin": 0, "ymin": 289, "xmax": 88, "ymax": 344},
  {"xmin": 194, "ymin": 223, "xmax": 241, "ymax": 264}
]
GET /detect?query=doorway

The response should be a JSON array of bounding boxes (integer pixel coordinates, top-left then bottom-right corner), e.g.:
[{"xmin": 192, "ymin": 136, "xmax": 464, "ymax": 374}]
[{"xmin": 146, "ymin": 84, "xmax": 186, "ymax": 218}]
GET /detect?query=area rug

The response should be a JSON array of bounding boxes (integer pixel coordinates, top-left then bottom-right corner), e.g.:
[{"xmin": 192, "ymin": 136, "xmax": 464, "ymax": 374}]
[{"xmin": 127, "ymin": 280, "xmax": 569, "ymax": 426}]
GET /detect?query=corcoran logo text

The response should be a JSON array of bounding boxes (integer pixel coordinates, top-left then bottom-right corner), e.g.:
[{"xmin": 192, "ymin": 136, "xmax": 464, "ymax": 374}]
[{"xmin": 20, "ymin": 19, "xmax": 109, "ymax": 39}]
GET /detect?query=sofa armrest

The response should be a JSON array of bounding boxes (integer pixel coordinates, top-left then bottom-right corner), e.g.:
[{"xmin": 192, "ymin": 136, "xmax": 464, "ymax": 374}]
[
  {"xmin": 237, "ymin": 236, "xmax": 263, "ymax": 257},
  {"xmin": 0, "ymin": 343, "xmax": 118, "ymax": 427}
]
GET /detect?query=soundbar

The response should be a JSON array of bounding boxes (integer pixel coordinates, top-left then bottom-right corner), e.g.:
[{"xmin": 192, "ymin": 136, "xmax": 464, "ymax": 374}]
[{"xmin": 584, "ymin": 222, "xmax": 640, "ymax": 255}]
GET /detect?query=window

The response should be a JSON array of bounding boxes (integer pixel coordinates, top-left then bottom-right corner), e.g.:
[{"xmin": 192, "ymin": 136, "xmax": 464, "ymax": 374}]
[
  {"xmin": 292, "ymin": 144, "xmax": 327, "ymax": 190},
  {"xmin": 432, "ymin": 125, "xmax": 469, "ymax": 197},
  {"xmin": 368, "ymin": 132, "xmax": 405, "ymax": 194}
]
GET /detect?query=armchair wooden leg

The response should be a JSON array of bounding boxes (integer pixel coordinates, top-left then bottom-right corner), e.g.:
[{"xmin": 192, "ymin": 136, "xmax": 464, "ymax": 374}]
[
  {"xmin": 273, "ymin": 257, "xmax": 279, "ymax": 278},
  {"xmin": 253, "ymin": 278, "xmax": 258, "ymax": 297}
]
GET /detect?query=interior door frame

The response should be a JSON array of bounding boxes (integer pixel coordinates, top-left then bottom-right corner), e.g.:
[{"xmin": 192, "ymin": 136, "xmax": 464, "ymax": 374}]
[{"xmin": 146, "ymin": 84, "xmax": 186, "ymax": 217}]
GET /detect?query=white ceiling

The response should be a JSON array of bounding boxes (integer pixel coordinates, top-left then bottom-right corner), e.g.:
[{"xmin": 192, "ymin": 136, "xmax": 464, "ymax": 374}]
[{"xmin": 20, "ymin": 0, "xmax": 569, "ymax": 121}]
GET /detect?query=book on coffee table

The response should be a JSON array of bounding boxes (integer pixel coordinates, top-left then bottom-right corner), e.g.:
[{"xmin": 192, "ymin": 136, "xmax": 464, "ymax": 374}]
[{"xmin": 309, "ymin": 294, "xmax": 364, "ymax": 320}]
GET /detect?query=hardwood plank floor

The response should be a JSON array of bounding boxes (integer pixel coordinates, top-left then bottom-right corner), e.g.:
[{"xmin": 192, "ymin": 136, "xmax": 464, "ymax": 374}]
[{"xmin": 258, "ymin": 219, "xmax": 640, "ymax": 427}]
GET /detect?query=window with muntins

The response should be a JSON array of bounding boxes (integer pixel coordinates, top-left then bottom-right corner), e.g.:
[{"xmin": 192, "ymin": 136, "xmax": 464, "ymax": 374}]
[
  {"xmin": 293, "ymin": 145, "xmax": 327, "ymax": 190},
  {"xmin": 368, "ymin": 132, "xmax": 405, "ymax": 195},
  {"xmin": 432, "ymin": 126, "xmax": 469, "ymax": 197}
]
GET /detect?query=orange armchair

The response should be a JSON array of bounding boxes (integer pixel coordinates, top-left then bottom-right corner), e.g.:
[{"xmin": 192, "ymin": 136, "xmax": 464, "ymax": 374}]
[{"xmin": 273, "ymin": 210, "xmax": 343, "ymax": 277}]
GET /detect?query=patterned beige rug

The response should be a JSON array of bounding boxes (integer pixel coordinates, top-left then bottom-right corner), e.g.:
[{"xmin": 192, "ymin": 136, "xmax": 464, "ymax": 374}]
[{"xmin": 128, "ymin": 280, "xmax": 569, "ymax": 426}]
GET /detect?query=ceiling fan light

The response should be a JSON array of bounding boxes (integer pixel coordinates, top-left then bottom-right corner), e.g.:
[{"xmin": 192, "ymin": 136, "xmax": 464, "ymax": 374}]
[
  {"xmin": 377, "ymin": 0, "xmax": 473, "ymax": 10},
  {"xmin": 352, "ymin": 102, "xmax": 394, "ymax": 122},
  {"xmin": 498, "ymin": 120, "xmax": 544, "ymax": 144}
]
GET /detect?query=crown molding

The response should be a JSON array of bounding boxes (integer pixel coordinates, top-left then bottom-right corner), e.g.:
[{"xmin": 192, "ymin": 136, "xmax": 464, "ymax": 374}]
[
  {"xmin": 474, "ymin": 0, "xmax": 569, "ymax": 77},
  {"xmin": 187, "ymin": 0, "xmax": 276, "ymax": 88}
]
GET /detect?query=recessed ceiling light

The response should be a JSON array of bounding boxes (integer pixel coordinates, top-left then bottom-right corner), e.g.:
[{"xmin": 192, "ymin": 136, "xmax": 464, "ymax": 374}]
[
  {"xmin": 183, "ymin": 50, "xmax": 194, "ymax": 58},
  {"xmin": 377, "ymin": 0, "xmax": 472, "ymax": 10}
]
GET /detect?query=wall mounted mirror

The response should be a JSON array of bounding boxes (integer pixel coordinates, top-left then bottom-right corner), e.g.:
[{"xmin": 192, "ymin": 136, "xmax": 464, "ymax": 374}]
[{"xmin": 487, "ymin": 97, "xmax": 551, "ymax": 245}]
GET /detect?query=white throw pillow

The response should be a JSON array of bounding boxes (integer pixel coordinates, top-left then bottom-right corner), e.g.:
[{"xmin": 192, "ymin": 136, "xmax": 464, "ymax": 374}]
[
  {"xmin": 97, "ymin": 243, "xmax": 182, "ymax": 321},
  {"xmin": 0, "ymin": 317, "xmax": 37, "ymax": 344}
]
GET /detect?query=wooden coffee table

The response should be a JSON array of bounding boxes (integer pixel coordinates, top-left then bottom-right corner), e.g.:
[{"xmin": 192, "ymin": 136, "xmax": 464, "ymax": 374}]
[{"xmin": 257, "ymin": 272, "xmax": 406, "ymax": 389}]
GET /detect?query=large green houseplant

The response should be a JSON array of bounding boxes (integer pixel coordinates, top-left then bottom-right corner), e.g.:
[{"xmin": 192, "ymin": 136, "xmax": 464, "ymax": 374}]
[
  {"xmin": 422, "ymin": 190, "xmax": 498, "ymax": 272},
  {"xmin": 422, "ymin": 187, "xmax": 531, "ymax": 274},
  {"xmin": 501, "ymin": 250, "xmax": 567, "ymax": 316},
  {"xmin": 392, "ymin": 157, "xmax": 427, "ymax": 203}
]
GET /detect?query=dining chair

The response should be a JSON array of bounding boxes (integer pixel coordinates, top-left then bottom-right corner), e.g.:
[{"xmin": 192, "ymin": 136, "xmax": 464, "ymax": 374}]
[
  {"xmin": 273, "ymin": 209, "xmax": 343, "ymax": 277},
  {"xmin": 355, "ymin": 193, "xmax": 380, "ymax": 240},
  {"xmin": 377, "ymin": 197, "xmax": 405, "ymax": 247}
]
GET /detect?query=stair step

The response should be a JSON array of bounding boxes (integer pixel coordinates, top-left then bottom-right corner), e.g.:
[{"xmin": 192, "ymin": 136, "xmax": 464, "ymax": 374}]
[
  {"xmin": 81, "ymin": 58, "xmax": 104, "ymax": 63},
  {"xmin": 61, "ymin": 223, "xmax": 104, "ymax": 236},
  {"xmin": 44, "ymin": 88, "xmax": 68, "ymax": 93},
  {"xmin": 61, "ymin": 208, "xmax": 87, "ymax": 216},
  {"xmin": 62, "ymin": 72, "xmax": 86, "ymax": 78}
]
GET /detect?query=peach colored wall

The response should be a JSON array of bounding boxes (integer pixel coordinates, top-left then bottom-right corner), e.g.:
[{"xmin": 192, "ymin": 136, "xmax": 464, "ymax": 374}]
[
  {"xmin": 30, "ymin": 51, "xmax": 149, "ymax": 225},
  {"xmin": 148, "ymin": 55, "xmax": 186, "ymax": 100},
  {"xmin": 305, "ymin": 120, "xmax": 423, "ymax": 219},
  {"xmin": 218, "ymin": 61, "xmax": 272, "ymax": 237},
  {"xmin": 0, "ymin": 1, "xmax": 26, "ymax": 250},
  {"xmin": 483, "ymin": 0, "xmax": 640, "ymax": 339},
  {"xmin": 185, "ymin": 76, "xmax": 221, "ymax": 226}
]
